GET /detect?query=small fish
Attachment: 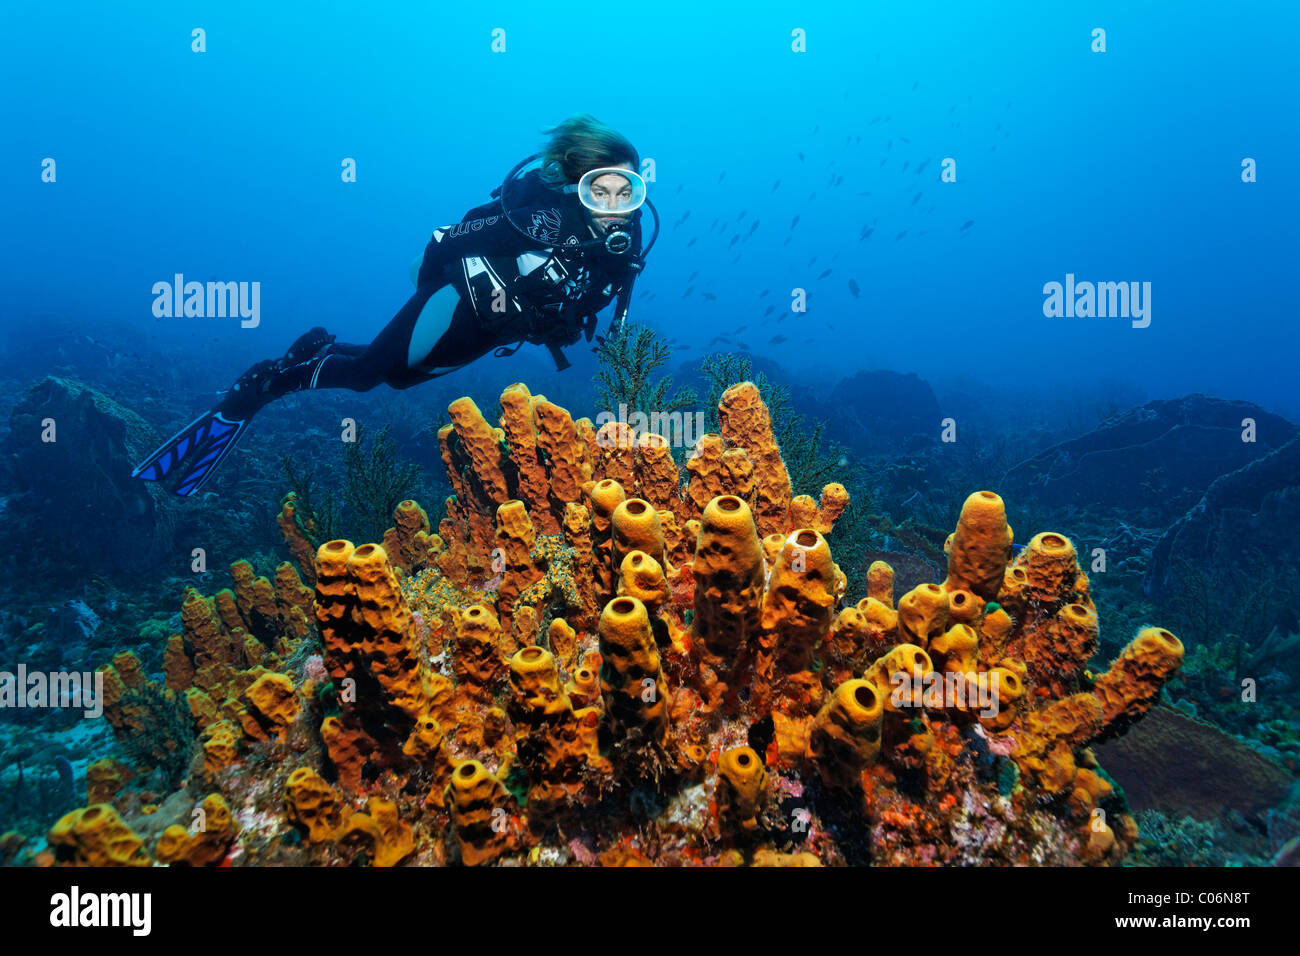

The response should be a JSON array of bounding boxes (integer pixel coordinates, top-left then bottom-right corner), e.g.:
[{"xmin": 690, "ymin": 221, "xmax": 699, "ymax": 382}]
[
  {"xmin": 759, "ymin": 289, "xmax": 769, "ymax": 298},
  {"xmin": 848, "ymin": 279, "xmax": 861, "ymax": 298},
  {"xmin": 738, "ymin": 210, "xmax": 747, "ymax": 222},
  {"xmin": 834, "ymin": 175, "xmax": 843, "ymax": 187},
  {"xmin": 687, "ymin": 237, "xmax": 697, "ymax": 247},
  {"xmin": 771, "ymin": 180, "xmax": 781, "ymax": 191},
  {"xmin": 896, "ymin": 231, "xmax": 907, "ymax": 240},
  {"xmin": 749, "ymin": 221, "xmax": 759, "ymax": 234},
  {"xmin": 960, "ymin": 220, "xmax": 974, "ymax": 231},
  {"xmin": 728, "ymin": 235, "xmax": 739, "ymax": 248},
  {"xmin": 912, "ymin": 80, "xmax": 919, "ymax": 90},
  {"xmin": 818, "ymin": 269, "xmax": 832, "ymax": 279},
  {"xmin": 770, "ymin": 335, "xmax": 788, "ymax": 344},
  {"xmin": 688, "ymin": 270, "xmax": 699, "ymax": 282},
  {"xmin": 790, "ymin": 215, "xmax": 800, "ymax": 229},
  {"xmin": 798, "ymin": 151, "xmax": 805, "ymax": 162},
  {"xmin": 718, "ymin": 172, "xmax": 726, "ymax": 182},
  {"xmin": 736, "ymin": 325, "xmax": 748, "ymax": 333},
  {"xmin": 860, "ymin": 226, "xmax": 873, "ymax": 240},
  {"xmin": 808, "ymin": 256, "xmax": 818, "ymax": 266},
  {"xmin": 911, "ymin": 191, "xmax": 922, "ymax": 205},
  {"xmin": 901, "ymin": 160, "xmax": 909, "ymax": 173},
  {"xmin": 702, "ymin": 292, "xmax": 717, "ymax": 301},
  {"xmin": 764, "ymin": 305, "xmax": 776, "ymax": 316},
  {"xmin": 683, "ymin": 285, "xmax": 695, "ymax": 297},
  {"xmin": 900, "ymin": 136, "xmax": 910, "ymax": 143},
  {"xmin": 886, "ymin": 139, "xmax": 892, "ymax": 151},
  {"xmin": 916, "ymin": 159, "xmax": 929, "ymax": 175}
]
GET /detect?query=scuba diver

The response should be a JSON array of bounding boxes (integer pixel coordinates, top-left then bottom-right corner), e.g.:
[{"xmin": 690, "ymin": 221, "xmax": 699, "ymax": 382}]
[{"xmin": 133, "ymin": 114, "xmax": 659, "ymax": 496}]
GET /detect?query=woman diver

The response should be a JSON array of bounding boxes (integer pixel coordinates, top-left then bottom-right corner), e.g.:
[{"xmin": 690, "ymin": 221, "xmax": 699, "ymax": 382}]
[{"xmin": 133, "ymin": 113, "xmax": 658, "ymax": 496}]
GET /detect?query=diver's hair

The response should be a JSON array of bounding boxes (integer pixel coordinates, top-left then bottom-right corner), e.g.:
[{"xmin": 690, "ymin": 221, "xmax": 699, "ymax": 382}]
[{"xmin": 538, "ymin": 114, "xmax": 639, "ymax": 185}]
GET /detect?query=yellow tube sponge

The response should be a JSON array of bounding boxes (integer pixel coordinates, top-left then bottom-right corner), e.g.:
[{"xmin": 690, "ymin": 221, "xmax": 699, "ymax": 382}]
[
  {"xmin": 867, "ymin": 560, "xmax": 895, "ymax": 608},
  {"xmin": 498, "ymin": 383, "xmax": 556, "ymax": 533},
  {"xmin": 718, "ymin": 381, "xmax": 792, "ymax": 536},
  {"xmin": 943, "ymin": 491, "xmax": 1013, "ymax": 601},
  {"xmin": 598, "ymin": 596, "xmax": 669, "ymax": 746},
  {"xmin": 617, "ymin": 550, "xmax": 670, "ymax": 613},
  {"xmin": 611, "ymin": 497, "xmax": 667, "ymax": 571},
  {"xmin": 1092, "ymin": 627, "xmax": 1184, "ymax": 735},
  {"xmin": 691, "ymin": 495, "xmax": 765, "ymax": 708},
  {"xmin": 811, "ymin": 680, "xmax": 885, "ymax": 784},
  {"xmin": 446, "ymin": 760, "xmax": 516, "ymax": 866},
  {"xmin": 760, "ymin": 529, "xmax": 839, "ymax": 673},
  {"xmin": 716, "ymin": 746, "xmax": 769, "ymax": 831},
  {"xmin": 897, "ymin": 583, "xmax": 950, "ymax": 647},
  {"xmin": 285, "ymin": 767, "xmax": 345, "ymax": 843},
  {"xmin": 454, "ymin": 604, "xmax": 507, "ymax": 690},
  {"xmin": 48, "ymin": 804, "xmax": 151, "ymax": 867},
  {"xmin": 1014, "ymin": 532, "xmax": 1079, "ymax": 601},
  {"xmin": 495, "ymin": 499, "xmax": 543, "ymax": 614}
]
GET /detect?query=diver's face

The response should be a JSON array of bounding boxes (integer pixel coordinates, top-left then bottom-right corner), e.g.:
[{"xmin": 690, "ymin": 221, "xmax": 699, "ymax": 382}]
[{"xmin": 586, "ymin": 163, "xmax": 636, "ymax": 232}]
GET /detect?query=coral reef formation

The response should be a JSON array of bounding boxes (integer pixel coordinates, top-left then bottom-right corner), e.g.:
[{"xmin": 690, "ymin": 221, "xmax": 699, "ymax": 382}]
[{"xmin": 44, "ymin": 381, "xmax": 1186, "ymax": 867}]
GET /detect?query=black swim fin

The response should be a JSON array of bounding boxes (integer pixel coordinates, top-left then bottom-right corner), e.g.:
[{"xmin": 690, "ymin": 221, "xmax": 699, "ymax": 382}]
[{"xmin": 131, "ymin": 409, "xmax": 252, "ymax": 497}]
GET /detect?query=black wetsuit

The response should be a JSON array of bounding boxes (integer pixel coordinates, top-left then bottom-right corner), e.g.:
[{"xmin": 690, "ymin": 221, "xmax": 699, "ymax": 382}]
[
  {"xmin": 305, "ymin": 168, "xmax": 640, "ymax": 393},
  {"xmin": 135, "ymin": 169, "xmax": 644, "ymax": 496}
]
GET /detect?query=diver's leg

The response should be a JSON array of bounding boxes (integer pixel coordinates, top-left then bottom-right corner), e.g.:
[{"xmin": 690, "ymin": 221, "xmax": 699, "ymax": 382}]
[
  {"xmin": 134, "ymin": 288, "xmax": 488, "ymax": 496},
  {"xmin": 312, "ymin": 284, "xmax": 499, "ymax": 391},
  {"xmin": 303, "ymin": 284, "xmax": 456, "ymax": 392},
  {"xmin": 221, "ymin": 280, "xmax": 487, "ymax": 413},
  {"xmin": 216, "ymin": 280, "xmax": 448, "ymax": 417}
]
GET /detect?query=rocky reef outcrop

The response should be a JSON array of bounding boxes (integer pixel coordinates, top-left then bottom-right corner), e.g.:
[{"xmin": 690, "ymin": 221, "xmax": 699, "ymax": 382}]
[
  {"xmin": 1000, "ymin": 394, "xmax": 1296, "ymax": 523},
  {"xmin": 0, "ymin": 376, "xmax": 174, "ymax": 573},
  {"xmin": 1146, "ymin": 432, "xmax": 1300, "ymax": 617}
]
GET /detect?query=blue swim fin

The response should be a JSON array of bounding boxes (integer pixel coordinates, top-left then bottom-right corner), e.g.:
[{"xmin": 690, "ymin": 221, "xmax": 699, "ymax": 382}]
[{"xmin": 132, "ymin": 409, "xmax": 251, "ymax": 497}]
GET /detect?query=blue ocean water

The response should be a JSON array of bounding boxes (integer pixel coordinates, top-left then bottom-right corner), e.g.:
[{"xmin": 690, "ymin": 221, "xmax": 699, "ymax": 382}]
[{"xmin": 3, "ymin": 0, "xmax": 1297, "ymax": 416}]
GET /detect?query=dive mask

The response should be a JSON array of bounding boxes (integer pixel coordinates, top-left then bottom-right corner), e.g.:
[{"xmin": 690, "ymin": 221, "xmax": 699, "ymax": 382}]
[
  {"xmin": 567, "ymin": 167, "xmax": 646, "ymax": 253},
  {"xmin": 572, "ymin": 167, "xmax": 647, "ymax": 216},
  {"xmin": 496, "ymin": 155, "xmax": 658, "ymax": 258}
]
